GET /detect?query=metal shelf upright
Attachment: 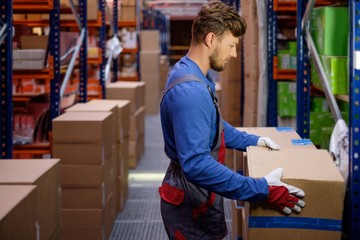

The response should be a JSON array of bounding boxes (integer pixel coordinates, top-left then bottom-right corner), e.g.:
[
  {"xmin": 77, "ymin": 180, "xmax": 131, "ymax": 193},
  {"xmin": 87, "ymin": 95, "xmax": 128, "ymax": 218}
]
[
  {"xmin": 349, "ymin": 1, "xmax": 360, "ymax": 238},
  {"xmin": 79, "ymin": 0, "xmax": 88, "ymax": 102},
  {"xmin": 111, "ymin": 0, "xmax": 119, "ymax": 83},
  {"xmin": 296, "ymin": 0, "xmax": 311, "ymax": 138},
  {"xmin": 267, "ymin": 0, "xmax": 278, "ymax": 126},
  {"xmin": 0, "ymin": 0, "xmax": 13, "ymax": 159},
  {"xmin": 99, "ymin": 0, "xmax": 106, "ymax": 98}
]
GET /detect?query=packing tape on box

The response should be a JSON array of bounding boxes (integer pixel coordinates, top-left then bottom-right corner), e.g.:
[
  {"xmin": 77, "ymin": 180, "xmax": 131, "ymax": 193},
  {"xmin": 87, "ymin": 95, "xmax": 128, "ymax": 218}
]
[
  {"xmin": 291, "ymin": 139, "xmax": 313, "ymax": 145},
  {"xmin": 276, "ymin": 127, "xmax": 295, "ymax": 132},
  {"xmin": 248, "ymin": 216, "xmax": 342, "ymax": 231}
]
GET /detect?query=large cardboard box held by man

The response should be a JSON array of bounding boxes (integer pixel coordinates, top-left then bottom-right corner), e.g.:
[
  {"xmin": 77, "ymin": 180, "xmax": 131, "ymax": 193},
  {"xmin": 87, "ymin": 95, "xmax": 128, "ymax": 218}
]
[{"xmin": 244, "ymin": 147, "xmax": 345, "ymax": 240}]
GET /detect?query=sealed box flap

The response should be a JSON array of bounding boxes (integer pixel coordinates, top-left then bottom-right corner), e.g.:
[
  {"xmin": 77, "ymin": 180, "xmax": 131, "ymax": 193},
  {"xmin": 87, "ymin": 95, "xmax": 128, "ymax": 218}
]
[{"xmin": 0, "ymin": 160, "xmax": 60, "ymax": 184}]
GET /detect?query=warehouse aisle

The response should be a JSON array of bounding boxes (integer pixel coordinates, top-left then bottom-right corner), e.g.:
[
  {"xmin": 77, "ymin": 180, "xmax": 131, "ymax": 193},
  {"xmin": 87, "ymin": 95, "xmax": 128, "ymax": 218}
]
[{"xmin": 110, "ymin": 114, "xmax": 233, "ymax": 239}]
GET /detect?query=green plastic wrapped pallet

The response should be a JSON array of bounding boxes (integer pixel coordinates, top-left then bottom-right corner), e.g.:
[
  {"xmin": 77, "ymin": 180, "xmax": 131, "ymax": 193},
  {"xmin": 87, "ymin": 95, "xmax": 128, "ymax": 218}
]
[{"xmin": 310, "ymin": 6, "xmax": 349, "ymax": 56}]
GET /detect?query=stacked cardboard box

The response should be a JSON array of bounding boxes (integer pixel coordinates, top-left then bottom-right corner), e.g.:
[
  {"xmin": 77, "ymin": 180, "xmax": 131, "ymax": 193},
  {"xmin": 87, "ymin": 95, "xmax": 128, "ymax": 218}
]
[
  {"xmin": 0, "ymin": 160, "xmax": 61, "ymax": 240},
  {"xmin": 52, "ymin": 112, "xmax": 117, "ymax": 240},
  {"xmin": 230, "ymin": 127, "xmax": 345, "ymax": 240},
  {"xmin": 244, "ymin": 147, "xmax": 345, "ymax": 240},
  {"xmin": 0, "ymin": 185, "xmax": 38, "ymax": 240},
  {"xmin": 65, "ymin": 99, "xmax": 131, "ymax": 211},
  {"xmin": 106, "ymin": 81, "xmax": 146, "ymax": 168},
  {"xmin": 140, "ymin": 30, "xmax": 162, "ymax": 114}
]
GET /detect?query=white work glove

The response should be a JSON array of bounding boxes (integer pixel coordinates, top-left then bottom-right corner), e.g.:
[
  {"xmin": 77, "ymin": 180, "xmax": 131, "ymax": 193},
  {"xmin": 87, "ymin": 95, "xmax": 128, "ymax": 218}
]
[
  {"xmin": 257, "ymin": 137, "xmax": 281, "ymax": 150},
  {"xmin": 264, "ymin": 168, "xmax": 305, "ymax": 214}
]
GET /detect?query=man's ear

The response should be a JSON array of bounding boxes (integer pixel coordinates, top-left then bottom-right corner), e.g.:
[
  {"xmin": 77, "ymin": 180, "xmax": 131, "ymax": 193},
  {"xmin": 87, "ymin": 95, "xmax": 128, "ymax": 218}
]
[{"xmin": 204, "ymin": 32, "xmax": 216, "ymax": 48}]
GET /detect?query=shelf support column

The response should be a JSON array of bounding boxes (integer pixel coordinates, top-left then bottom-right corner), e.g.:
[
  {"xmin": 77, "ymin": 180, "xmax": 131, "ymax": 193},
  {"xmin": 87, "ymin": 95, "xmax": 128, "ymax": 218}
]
[
  {"xmin": 0, "ymin": 0, "xmax": 13, "ymax": 159},
  {"xmin": 296, "ymin": 0, "xmax": 310, "ymax": 138},
  {"xmin": 267, "ymin": 0, "xmax": 278, "ymax": 126},
  {"xmin": 349, "ymin": 0, "xmax": 360, "ymax": 238}
]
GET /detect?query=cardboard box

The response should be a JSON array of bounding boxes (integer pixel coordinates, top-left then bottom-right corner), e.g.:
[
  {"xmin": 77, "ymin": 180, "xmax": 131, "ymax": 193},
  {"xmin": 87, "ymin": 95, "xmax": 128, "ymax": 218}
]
[
  {"xmin": 62, "ymin": 185, "xmax": 110, "ymax": 209},
  {"xmin": 13, "ymin": 49, "xmax": 46, "ymax": 60},
  {"xmin": 119, "ymin": 5, "xmax": 136, "ymax": 22},
  {"xmin": 130, "ymin": 106, "xmax": 145, "ymax": 140},
  {"xmin": 53, "ymin": 142, "xmax": 115, "ymax": 165},
  {"xmin": 140, "ymin": 30, "xmax": 160, "ymax": 51},
  {"xmin": 13, "ymin": 60, "xmax": 45, "ymax": 70},
  {"xmin": 61, "ymin": 150, "xmax": 116, "ymax": 189},
  {"xmin": 244, "ymin": 147, "xmax": 345, "ymax": 240},
  {"xmin": 128, "ymin": 134, "xmax": 144, "ymax": 169},
  {"xmin": 65, "ymin": 102, "xmax": 121, "ymax": 142},
  {"xmin": 235, "ymin": 127, "xmax": 301, "ymax": 140},
  {"xmin": 140, "ymin": 50, "xmax": 161, "ymax": 74},
  {"xmin": 118, "ymin": 138, "xmax": 130, "ymax": 177},
  {"xmin": 89, "ymin": 99, "xmax": 131, "ymax": 142},
  {"xmin": 62, "ymin": 192, "xmax": 116, "ymax": 233},
  {"xmin": 20, "ymin": 35, "xmax": 48, "ymax": 50},
  {"xmin": 106, "ymin": 82, "xmax": 144, "ymax": 114},
  {"xmin": 52, "ymin": 111, "xmax": 116, "ymax": 146},
  {"xmin": 0, "ymin": 185, "xmax": 37, "ymax": 240},
  {"xmin": 117, "ymin": 175, "xmax": 129, "ymax": 212},
  {"xmin": 0, "ymin": 159, "xmax": 61, "ymax": 240}
]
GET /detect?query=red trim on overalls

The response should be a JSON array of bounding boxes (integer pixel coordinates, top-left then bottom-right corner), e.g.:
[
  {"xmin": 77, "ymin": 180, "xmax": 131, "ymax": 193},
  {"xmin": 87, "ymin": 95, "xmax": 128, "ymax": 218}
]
[
  {"xmin": 159, "ymin": 183, "xmax": 184, "ymax": 205},
  {"xmin": 174, "ymin": 229, "xmax": 187, "ymax": 240},
  {"xmin": 192, "ymin": 192, "xmax": 216, "ymax": 219}
]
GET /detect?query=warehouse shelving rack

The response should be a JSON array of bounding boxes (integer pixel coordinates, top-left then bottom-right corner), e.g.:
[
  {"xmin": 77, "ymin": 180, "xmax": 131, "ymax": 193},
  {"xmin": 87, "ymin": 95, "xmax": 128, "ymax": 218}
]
[
  {"xmin": 296, "ymin": 0, "xmax": 360, "ymax": 238},
  {"xmin": 267, "ymin": 0, "xmax": 299, "ymax": 127},
  {"xmin": 0, "ymin": 0, "xmax": 61, "ymax": 159}
]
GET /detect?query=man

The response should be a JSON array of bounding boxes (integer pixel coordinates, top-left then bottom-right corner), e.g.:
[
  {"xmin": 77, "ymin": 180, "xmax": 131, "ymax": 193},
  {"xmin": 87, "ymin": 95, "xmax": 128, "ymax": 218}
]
[{"xmin": 159, "ymin": 1, "xmax": 305, "ymax": 239}]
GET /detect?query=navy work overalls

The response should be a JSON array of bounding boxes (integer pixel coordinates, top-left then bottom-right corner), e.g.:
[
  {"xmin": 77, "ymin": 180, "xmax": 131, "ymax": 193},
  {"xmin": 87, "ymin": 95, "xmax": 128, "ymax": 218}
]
[{"xmin": 159, "ymin": 75, "xmax": 227, "ymax": 240}]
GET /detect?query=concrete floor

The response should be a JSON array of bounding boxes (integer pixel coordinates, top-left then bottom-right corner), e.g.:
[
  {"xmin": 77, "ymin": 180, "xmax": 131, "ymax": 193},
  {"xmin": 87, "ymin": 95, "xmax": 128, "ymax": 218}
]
[{"xmin": 110, "ymin": 114, "xmax": 232, "ymax": 239}]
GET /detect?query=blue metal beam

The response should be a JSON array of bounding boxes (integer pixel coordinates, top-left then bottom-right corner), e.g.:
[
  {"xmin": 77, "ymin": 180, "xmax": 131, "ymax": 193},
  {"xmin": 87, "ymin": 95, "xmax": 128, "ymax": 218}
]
[
  {"xmin": 50, "ymin": 0, "xmax": 61, "ymax": 122},
  {"xmin": 349, "ymin": 1, "xmax": 360, "ymax": 238},
  {"xmin": 296, "ymin": 0, "xmax": 310, "ymax": 138},
  {"xmin": 0, "ymin": 0, "xmax": 13, "ymax": 159},
  {"xmin": 267, "ymin": 0, "xmax": 278, "ymax": 126},
  {"xmin": 79, "ymin": 0, "xmax": 88, "ymax": 102},
  {"xmin": 112, "ymin": 0, "xmax": 119, "ymax": 83},
  {"xmin": 99, "ymin": 0, "xmax": 106, "ymax": 98}
]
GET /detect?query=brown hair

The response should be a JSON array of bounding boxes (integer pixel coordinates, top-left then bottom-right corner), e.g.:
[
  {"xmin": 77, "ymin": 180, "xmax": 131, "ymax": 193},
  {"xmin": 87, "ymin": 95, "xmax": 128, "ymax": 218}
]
[{"xmin": 191, "ymin": 0, "xmax": 247, "ymax": 44}]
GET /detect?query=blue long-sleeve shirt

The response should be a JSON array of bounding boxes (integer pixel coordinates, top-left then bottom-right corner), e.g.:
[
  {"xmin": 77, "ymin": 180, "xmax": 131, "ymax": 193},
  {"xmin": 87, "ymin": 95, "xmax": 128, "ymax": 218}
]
[{"xmin": 160, "ymin": 56, "xmax": 268, "ymax": 202}]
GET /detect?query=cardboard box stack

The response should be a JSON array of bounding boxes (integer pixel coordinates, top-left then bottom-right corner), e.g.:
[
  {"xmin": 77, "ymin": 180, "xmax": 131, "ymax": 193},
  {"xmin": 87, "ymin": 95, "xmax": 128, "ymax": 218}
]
[
  {"xmin": 64, "ymin": 99, "xmax": 131, "ymax": 211},
  {"xmin": 140, "ymin": 30, "xmax": 162, "ymax": 114},
  {"xmin": 106, "ymin": 81, "xmax": 146, "ymax": 168},
  {"xmin": 0, "ymin": 159, "xmax": 61, "ymax": 240},
  {"xmin": 52, "ymin": 112, "xmax": 117, "ymax": 240},
  {"xmin": 230, "ymin": 127, "xmax": 345, "ymax": 240},
  {"xmin": 0, "ymin": 185, "xmax": 38, "ymax": 240}
]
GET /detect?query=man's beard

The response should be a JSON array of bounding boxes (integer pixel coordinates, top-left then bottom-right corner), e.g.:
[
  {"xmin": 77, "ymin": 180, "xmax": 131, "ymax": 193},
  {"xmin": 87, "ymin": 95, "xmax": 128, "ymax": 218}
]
[{"xmin": 209, "ymin": 47, "xmax": 226, "ymax": 72}]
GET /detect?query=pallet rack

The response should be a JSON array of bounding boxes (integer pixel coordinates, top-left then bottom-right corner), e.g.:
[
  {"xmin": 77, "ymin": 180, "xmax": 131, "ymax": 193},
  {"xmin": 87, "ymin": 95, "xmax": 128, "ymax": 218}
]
[
  {"xmin": 1, "ymin": 0, "xmax": 61, "ymax": 158},
  {"xmin": 296, "ymin": 0, "xmax": 359, "ymax": 238}
]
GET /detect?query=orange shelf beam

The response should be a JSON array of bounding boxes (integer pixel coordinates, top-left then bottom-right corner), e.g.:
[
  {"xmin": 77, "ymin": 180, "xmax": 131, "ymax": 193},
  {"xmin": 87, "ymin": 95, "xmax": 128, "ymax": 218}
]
[
  {"xmin": 118, "ymin": 75, "xmax": 139, "ymax": 81},
  {"xmin": 13, "ymin": 68, "xmax": 53, "ymax": 80},
  {"xmin": 274, "ymin": 0, "xmax": 336, "ymax": 12},
  {"xmin": 118, "ymin": 21, "xmax": 137, "ymax": 28},
  {"xmin": 13, "ymin": 0, "xmax": 53, "ymax": 12},
  {"xmin": 273, "ymin": 56, "xmax": 296, "ymax": 80},
  {"xmin": 122, "ymin": 48, "xmax": 138, "ymax": 54},
  {"xmin": 13, "ymin": 143, "xmax": 51, "ymax": 157}
]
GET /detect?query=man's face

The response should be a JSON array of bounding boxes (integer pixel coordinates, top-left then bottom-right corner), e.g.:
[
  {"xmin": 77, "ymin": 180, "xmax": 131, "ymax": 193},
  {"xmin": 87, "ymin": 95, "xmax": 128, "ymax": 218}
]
[{"xmin": 209, "ymin": 31, "xmax": 239, "ymax": 72}]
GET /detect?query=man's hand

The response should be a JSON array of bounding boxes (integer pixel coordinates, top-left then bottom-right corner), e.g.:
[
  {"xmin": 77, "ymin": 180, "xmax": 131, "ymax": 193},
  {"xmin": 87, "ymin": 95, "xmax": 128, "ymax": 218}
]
[
  {"xmin": 257, "ymin": 137, "xmax": 281, "ymax": 150},
  {"xmin": 264, "ymin": 168, "xmax": 305, "ymax": 214}
]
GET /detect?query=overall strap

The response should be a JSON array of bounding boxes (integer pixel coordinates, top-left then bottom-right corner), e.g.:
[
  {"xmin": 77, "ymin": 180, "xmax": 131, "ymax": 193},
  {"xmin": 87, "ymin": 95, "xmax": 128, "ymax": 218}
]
[{"xmin": 160, "ymin": 74, "xmax": 204, "ymax": 104}]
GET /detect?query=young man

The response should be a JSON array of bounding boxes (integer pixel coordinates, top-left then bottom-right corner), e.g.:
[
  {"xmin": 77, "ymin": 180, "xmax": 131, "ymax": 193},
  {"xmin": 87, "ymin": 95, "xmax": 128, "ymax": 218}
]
[{"xmin": 159, "ymin": 1, "xmax": 305, "ymax": 239}]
